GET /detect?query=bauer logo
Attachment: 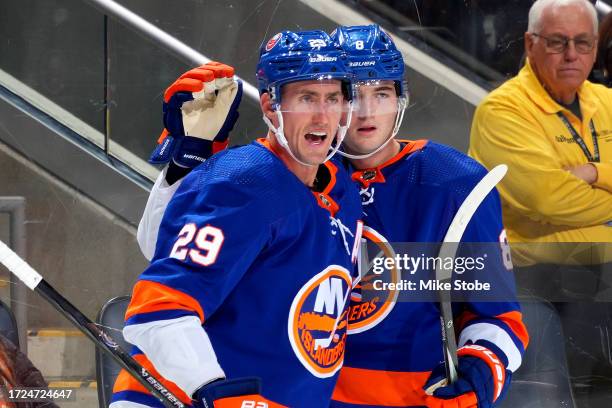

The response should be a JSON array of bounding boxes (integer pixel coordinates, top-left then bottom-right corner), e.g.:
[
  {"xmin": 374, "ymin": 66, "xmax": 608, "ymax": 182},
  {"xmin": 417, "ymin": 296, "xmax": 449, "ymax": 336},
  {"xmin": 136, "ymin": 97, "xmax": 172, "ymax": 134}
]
[
  {"xmin": 349, "ymin": 61, "xmax": 376, "ymax": 67},
  {"xmin": 288, "ymin": 265, "xmax": 352, "ymax": 378},
  {"xmin": 308, "ymin": 55, "xmax": 338, "ymax": 63},
  {"xmin": 265, "ymin": 33, "xmax": 282, "ymax": 52},
  {"xmin": 348, "ymin": 226, "xmax": 398, "ymax": 334}
]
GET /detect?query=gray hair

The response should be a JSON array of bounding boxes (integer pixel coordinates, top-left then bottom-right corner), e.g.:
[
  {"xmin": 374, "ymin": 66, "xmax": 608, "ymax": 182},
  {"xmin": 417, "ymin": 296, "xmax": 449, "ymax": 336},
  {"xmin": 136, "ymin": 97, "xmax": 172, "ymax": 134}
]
[{"xmin": 528, "ymin": 0, "xmax": 598, "ymax": 34}]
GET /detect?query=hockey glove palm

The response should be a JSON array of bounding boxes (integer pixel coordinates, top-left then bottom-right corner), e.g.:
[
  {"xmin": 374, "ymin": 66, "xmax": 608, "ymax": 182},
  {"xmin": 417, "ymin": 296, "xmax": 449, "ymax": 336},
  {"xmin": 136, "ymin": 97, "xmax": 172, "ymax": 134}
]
[
  {"xmin": 150, "ymin": 62, "xmax": 243, "ymax": 168},
  {"xmin": 423, "ymin": 344, "xmax": 510, "ymax": 408},
  {"xmin": 192, "ymin": 377, "xmax": 284, "ymax": 408}
]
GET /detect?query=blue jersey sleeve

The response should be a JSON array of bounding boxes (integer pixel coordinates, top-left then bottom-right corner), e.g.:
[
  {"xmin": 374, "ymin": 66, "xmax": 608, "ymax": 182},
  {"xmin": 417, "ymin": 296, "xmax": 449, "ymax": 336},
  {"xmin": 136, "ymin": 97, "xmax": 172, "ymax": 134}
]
[
  {"xmin": 127, "ymin": 169, "xmax": 275, "ymax": 327},
  {"xmin": 454, "ymin": 169, "xmax": 528, "ymax": 372}
]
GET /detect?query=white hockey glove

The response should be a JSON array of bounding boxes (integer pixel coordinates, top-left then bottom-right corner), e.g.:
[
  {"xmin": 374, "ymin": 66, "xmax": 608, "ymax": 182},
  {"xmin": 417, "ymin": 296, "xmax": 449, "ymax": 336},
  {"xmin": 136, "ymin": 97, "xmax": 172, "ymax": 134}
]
[{"xmin": 149, "ymin": 62, "xmax": 243, "ymax": 168}]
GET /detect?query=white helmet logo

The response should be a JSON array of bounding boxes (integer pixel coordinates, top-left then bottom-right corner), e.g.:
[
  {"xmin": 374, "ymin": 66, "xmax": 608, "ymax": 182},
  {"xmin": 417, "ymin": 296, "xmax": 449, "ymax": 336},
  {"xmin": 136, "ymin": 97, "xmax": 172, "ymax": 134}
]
[{"xmin": 308, "ymin": 39, "xmax": 327, "ymax": 49}]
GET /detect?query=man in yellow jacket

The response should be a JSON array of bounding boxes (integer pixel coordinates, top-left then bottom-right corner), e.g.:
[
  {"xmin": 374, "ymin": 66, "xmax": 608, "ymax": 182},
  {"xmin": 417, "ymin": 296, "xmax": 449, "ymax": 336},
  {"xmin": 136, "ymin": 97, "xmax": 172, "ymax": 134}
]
[{"xmin": 470, "ymin": 0, "xmax": 612, "ymax": 268}]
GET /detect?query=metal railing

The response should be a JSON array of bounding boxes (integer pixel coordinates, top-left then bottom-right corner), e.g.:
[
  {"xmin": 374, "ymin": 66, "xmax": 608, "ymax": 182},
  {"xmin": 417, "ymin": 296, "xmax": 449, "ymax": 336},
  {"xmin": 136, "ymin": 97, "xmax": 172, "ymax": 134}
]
[
  {"xmin": 82, "ymin": 0, "xmax": 260, "ymax": 103},
  {"xmin": 301, "ymin": 0, "xmax": 489, "ymax": 105}
]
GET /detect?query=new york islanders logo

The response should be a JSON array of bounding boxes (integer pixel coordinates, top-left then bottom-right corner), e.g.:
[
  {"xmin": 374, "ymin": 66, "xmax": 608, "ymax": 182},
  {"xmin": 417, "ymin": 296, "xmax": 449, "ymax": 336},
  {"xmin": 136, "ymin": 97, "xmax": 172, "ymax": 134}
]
[
  {"xmin": 265, "ymin": 33, "xmax": 282, "ymax": 51},
  {"xmin": 288, "ymin": 265, "xmax": 352, "ymax": 378},
  {"xmin": 348, "ymin": 226, "xmax": 399, "ymax": 334}
]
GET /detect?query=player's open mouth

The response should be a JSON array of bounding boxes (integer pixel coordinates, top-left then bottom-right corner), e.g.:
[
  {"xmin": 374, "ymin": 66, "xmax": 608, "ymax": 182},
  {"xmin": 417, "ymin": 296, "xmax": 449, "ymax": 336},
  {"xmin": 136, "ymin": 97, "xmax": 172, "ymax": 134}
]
[{"xmin": 305, "ymin": 132, "xmax": 327, "ymax": 145}]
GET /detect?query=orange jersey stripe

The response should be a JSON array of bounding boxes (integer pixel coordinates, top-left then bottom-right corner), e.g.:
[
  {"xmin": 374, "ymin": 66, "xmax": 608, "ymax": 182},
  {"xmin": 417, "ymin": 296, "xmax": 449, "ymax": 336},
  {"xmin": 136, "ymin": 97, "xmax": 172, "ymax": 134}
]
[
  {"xmin": 455, "ymin": 310, "xmax": 478, "ymax": 332},
  {"xmin": 456, "ymin": 310, "xmax": 529, "ymax": 350},
  {"xmin": 313, "ymin": 161, "xmax": 340, "ymax": 216},
  {"xmin": 424, "ymin": 391, "xmax": 478, "ymax": 408},
  {"xmin": 332, "ymin": 366, "xmax": 430, "ymax": 406},
  {"xmin": 126, "ymin": 280, "xmax": 205, "ymax": 323},
  {"xmin": 157, "ymin": 128, "xmax": 169, "ymax": 144},
  {"xmin": 497, "ymin": 311, "xmax": 529, "ymax": 349},
  {"xmin": 380, "ymin": 139, "xmax": 427, "ymax": 169},
  {"xmin": 214, "ymin": 395, "xmax": 287, "ymax": 408},
  {"xmin": 350, "ymin": 140, "xmax": 426, "ymax": 189},
  {"xmin": 257, "ymin": 138, "xmax": 279, "ymax": 156},
  {"xmin": 113, "ymin": 354, "xmax": 192, "ymax": 404}
]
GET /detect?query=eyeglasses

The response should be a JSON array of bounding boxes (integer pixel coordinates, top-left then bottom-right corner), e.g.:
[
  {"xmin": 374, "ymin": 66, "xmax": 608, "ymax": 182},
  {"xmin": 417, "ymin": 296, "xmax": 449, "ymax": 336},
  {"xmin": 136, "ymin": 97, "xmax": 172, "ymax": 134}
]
[{"xmin": 531, "ymin": 33, "xmax": 597, "ymax": 54}]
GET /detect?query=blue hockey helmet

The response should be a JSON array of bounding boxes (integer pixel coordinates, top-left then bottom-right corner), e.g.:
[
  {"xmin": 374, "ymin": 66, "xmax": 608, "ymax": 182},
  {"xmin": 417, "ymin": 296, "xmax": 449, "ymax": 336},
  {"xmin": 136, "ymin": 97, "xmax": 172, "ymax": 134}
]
[
  {"xmin": 256, "ymin": 30, "xmax": 354, "ymax": 106},
  {"xmin": 330, "ymin": 25, "xmax": 408, "ymax": 159},
  {"xmin": 330, "ymin": 24, "xmax": 406, "ymax": 97}
]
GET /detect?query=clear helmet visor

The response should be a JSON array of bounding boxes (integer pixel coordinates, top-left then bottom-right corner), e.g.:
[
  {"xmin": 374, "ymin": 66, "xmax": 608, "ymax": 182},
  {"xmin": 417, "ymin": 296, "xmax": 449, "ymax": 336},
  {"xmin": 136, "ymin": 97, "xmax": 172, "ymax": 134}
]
[
  {"xmin": 351, "ymin": 80, "xmax": 408, "ymax": 116},
  {"xmin": 263, "ymin": 77, "xmax": 354, "ymax": 166},
  {"xmin": 337, "ymin": 80, "xmax": 408, "ymax": 160},
  {"xmin": 274, "ymin": 77, "xmax": 352, "ymax": 115}
]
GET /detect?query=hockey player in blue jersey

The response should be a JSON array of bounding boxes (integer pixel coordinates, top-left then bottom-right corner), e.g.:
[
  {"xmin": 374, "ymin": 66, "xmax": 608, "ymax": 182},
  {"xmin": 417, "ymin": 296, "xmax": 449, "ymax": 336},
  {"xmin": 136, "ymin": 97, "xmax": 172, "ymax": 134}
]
[
  {"xmin": 133, "ymin": 25, "xmax": 529, "ymax": 408},
  {"xmin": 328, "ymin": 25, "xmax": 528, "ymax": 408},
  {"xmin": 111, "ymin": 31, "xmax": 363, "ymax": 408}
]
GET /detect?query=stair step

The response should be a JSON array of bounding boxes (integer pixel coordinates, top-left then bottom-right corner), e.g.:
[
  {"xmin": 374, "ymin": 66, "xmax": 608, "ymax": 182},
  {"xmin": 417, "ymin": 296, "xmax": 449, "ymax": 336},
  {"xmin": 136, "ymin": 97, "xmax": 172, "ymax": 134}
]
[
  {"xmin": 48, "ymin": 380, "xmax": 97, "ymax": 389},
  {"xmin": 27, "ymin": 328, "xmax": 94, "ymax": 380},
  {"xmin": 47, "ymin": 379, "xmax": 99, "ymax": 407}
]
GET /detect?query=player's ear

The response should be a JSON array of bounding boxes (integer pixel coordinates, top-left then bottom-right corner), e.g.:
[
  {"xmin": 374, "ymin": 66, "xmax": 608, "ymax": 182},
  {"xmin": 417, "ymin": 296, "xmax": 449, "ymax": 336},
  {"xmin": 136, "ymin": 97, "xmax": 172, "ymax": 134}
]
[{"xmin": 260, "ymin": 92, "xmax": 278, "ymax": 126}]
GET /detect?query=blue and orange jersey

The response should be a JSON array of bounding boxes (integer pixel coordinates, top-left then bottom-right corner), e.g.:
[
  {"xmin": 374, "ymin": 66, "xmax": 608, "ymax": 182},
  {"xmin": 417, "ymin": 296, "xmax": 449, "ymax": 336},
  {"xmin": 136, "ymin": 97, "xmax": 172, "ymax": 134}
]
[
  {"xmin": 331, "ymin": 140, "xmax": 529, "ymax": 408},
  {"xmin": 111, "ymin": 140, "xmax": 363, "ymax": 408}
]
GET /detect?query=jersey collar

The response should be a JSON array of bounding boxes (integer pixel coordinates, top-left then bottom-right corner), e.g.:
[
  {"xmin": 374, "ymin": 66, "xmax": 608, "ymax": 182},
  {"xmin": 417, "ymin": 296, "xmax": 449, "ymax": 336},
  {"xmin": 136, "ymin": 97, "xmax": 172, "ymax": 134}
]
[
  {"xmin": 313, "ymin": 162, "xmax": 340, "ymax": 217},
  {"xmin": 351, "ymin": 139, "xmax": 428, "ymax": 188},
  {"xmin": 257, "ymin": 138, "xmax": 340, "ymax": 217}
]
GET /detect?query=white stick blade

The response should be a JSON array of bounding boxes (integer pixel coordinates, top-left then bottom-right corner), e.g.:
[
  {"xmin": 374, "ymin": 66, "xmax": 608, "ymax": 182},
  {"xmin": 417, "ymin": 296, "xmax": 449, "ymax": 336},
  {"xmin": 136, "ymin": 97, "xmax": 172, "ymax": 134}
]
[
  {"xmin": 0, "ymin": 240, "xmax": 43, "ymax": 290},
  {"xmin": 442, "ymin": 164, "xmax": 507, "ymax": 243}
]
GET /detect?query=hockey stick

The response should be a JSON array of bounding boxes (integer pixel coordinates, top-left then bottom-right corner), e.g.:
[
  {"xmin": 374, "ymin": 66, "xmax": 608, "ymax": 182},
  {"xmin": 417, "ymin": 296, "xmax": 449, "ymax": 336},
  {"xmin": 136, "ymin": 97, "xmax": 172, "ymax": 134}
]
[
  {"xmin": 435, "ymin": 164, "xmax": 508, "ymax": 385},
  {"xmin": 0, "ymin": 240, "xmax": 185, "ymax": 408}
]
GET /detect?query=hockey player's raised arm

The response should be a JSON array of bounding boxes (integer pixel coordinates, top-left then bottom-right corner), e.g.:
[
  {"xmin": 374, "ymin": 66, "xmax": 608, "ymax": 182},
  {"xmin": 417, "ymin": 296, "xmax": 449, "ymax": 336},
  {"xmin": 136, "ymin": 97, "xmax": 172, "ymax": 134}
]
[
  {"xmin": 139, "ymin": 62, "xmax": 243, "ymax": 260},
  {"xmin": 138, "ymin": 167, "xmax": 183, "ymax": 260},
  {"xmin": 469, "ymin": 100, "xmax": 612, "ymax": 228}
]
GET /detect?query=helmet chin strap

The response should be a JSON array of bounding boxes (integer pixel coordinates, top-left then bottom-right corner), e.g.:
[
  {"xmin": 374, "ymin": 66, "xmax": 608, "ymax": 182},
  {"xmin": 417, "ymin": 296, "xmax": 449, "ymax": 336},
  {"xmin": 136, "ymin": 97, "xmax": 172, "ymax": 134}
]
[
  {"xmin": 337, "ymin": 97, "xmax": 407, "ymax": 160},
  {"xmin": 262, "ymin": 110, "xmax": 314, "ymax": 167},
  {"xmin": 262, "ymin": 101, "xmax": 353, "ymax": 166},
  {"xmin": 331, "ymin": 101, "xmax": 352, "ymax": 159}
]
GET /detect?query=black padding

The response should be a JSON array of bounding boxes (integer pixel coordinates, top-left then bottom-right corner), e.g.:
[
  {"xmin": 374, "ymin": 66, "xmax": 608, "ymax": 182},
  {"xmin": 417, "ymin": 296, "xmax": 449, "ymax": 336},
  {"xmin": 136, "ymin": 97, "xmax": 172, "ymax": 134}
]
[
  {"xmin": 95, "ymin": 296, "xmax": 131, "ymax": 408},
  {"xmin": 499, "ymin": 297, "xmax": 575, "ymax": 408}
]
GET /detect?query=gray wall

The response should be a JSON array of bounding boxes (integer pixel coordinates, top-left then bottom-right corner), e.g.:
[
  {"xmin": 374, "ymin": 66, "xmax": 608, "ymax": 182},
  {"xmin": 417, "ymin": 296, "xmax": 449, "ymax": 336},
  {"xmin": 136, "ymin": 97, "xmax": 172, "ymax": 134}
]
[
  {"xmin": 0, "ymin": 140, "xmax": 146, "ymax": 327},
  {"xmin": 0, "ymin": 0, "xmax": 105, "ymax": 132}
]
